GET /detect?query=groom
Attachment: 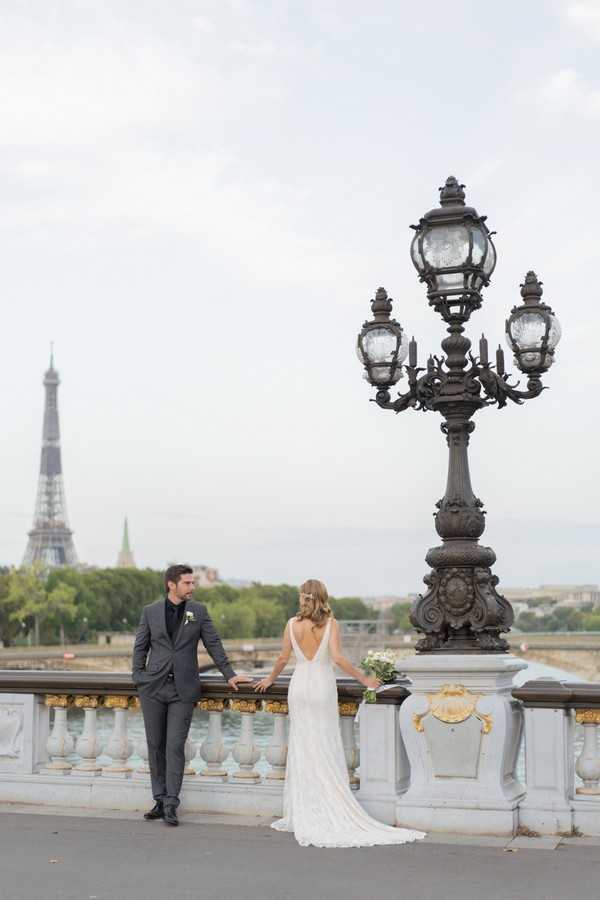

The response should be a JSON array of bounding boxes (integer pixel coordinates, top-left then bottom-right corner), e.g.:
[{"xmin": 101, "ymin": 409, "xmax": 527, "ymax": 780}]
[{"xmin": 132, "ymin": 564, "xmax": 252, "ymax": 826}]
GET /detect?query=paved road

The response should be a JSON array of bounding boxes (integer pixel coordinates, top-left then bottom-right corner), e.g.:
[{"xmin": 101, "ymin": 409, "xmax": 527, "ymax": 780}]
[{"xmin": 1, "ymin": 812, "xmax": 599, "ymax": 900}]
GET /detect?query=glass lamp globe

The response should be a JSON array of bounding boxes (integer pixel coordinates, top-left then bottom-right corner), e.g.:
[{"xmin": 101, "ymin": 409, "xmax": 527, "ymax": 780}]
[
  {"xmin": 505, "ymin": 271, "xmax": 561, "ymax": 373},
  {"xmin": 356, "ymin": 288, "xmax": 409, "ymax": 387},
  {"xmin": 410, "ymin": 176, "xmax": 496, "ymax": 320}
]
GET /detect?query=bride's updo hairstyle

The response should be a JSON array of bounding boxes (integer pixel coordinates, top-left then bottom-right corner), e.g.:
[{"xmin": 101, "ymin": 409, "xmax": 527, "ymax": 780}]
[{"xmin": 296, "ymin": 579, "xmax": 332, "ymax": 628}]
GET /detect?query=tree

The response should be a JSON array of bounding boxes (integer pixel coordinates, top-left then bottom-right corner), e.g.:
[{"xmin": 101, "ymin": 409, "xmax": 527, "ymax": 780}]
[
  {"xmin": 582, "ymin": 612, "xmax": 600, "ymax": 632},
  {"xmin": 0, "ymin": 571, "xmax": 20, "ymax": 647},
  {"xmin": 205, "ymin": 600, "xmax": 256, "ymax": 639},
  {"xmin": 329, "ymin": 597, "xmax": 377, "ymax": 620},
  {"xmin": 247, "ymin": 597, "xmax": 286, "ymax": 638},
  {"xmin": 45, "ymin": 583, "xmax": 78, "ymax": 645},
  {"xmin": 390, "ymin": 602, "xmax": 412, "ymax": 633},
  {"xmin": 7, "ymin": 566, "xmax": 49, "ymax": 645}
]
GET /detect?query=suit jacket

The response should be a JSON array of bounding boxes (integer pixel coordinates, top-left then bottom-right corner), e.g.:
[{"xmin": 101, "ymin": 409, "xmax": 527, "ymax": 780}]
[{"xmin": 131, "ymin": 598, "xmax": 236, "ymax": 702}]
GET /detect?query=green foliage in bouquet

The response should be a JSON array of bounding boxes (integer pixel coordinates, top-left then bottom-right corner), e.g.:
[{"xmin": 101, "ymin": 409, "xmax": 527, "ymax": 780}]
[{"xmin": 359, "ymin": 649, "xmax": 398, "ymax": 703}]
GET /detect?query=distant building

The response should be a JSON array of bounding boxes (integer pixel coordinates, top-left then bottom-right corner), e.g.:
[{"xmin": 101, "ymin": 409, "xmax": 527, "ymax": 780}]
[
  {"xmin": 503, "ymin": 584, "xmax": 600, "ymax": 611},
  {"xmin": 23, "ymin": 352, "xmax": 78, "ymax": 568},
  {"xmin": 362, "ymin": 596, "xmax": 403, "ymax": 611},
  {"xmin": 116, "ymin": 517, "xmax": 136, "ymax": 568},
  {"xmin": 193, "ymin": 565, "xmax": 219, "ymax": 588}
]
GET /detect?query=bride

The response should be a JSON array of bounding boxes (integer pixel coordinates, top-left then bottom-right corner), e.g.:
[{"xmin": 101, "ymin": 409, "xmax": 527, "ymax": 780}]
[{"xmin": 255, "ymin": 579, "xmax": 425, "ymax": 849}]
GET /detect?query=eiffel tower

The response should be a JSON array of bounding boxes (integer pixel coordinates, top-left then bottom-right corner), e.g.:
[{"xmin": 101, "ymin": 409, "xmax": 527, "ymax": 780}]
[{"xmin": 23, "ymin": 351, "xmax": 78, "ymax": 568}]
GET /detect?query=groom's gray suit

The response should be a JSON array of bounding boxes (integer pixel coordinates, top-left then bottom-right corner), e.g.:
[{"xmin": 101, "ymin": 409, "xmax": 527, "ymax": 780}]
[{"xmin": 132, "ymin": 598, "xmax": 236, "ymax": 808}]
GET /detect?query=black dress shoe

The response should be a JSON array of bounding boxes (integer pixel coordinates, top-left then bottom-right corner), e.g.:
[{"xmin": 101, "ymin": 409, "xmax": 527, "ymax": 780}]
[
  {"xmin": 163, "ymin": 804, "xmax": 178, "ymax": 826},
  {"xmin": 143, "ymin": 801, "xmax": 164, "ymax": 820}
]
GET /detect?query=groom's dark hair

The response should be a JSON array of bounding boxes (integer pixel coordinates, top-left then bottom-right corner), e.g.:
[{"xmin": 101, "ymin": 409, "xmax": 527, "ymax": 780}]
[{"xmin": 164, "ymin": 564, "xmax": 194, "ymax": 592}]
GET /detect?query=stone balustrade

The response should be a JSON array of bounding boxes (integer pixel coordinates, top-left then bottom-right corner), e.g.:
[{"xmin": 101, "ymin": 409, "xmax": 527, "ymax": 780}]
[
  {"xmin": 0, "ymin": 671, "xmax": 407, "ymax": 819},
  {"xmin": 512, "ymin": 679, "xmax": 600, "ymax": 835},
  {"xmin": 2, "ymin": 670, "xmax": 600, "ymax": 836}
]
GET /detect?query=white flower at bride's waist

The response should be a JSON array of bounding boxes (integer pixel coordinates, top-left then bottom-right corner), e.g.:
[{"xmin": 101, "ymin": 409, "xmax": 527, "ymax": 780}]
[{"xmin": 184, "ymin": 610, "xmax": 197, "ymax": 625}]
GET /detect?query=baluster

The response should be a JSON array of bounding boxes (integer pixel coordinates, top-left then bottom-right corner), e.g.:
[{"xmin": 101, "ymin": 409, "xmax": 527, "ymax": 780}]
[
  {"xmin": 73, "ymin": 696, "xmax": 102, "ymax": 774},
  {"xmin": 231, "ymin": 699, "xmax": 261, "ymax": 782},
  {"xmin": 103, "ymin": 695, "xmax": 133, "ymax": 777},
  {"xmin": 339, "ymin": 701, "xmax": 360, "ymax": 787},
  {"xmin": 264, "ymin": 700, "xmax": 288, "ymax": 780},
  {"xmin": 184, "ymin": 735, "xmax": 196, "ymax": 776},
  {"xmin": 575, "ymin": 710, "xmax": 600, "ymax": 795},
  {"xmin": 42, "ymin": 695, "xmax": 74, "ymax": 774},
  {"xmin": 198, "ymin": 699, "xmax": 229, "ymax": 782},
  {"xmin": 130, "ymin": 698, "xmax": 150, "ymax": 777}
]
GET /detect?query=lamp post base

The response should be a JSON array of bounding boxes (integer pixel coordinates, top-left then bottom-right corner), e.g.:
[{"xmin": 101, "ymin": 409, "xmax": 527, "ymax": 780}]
[{"xmin": 396, "ymin": 654, "xmax": 526, "ymax": 835}]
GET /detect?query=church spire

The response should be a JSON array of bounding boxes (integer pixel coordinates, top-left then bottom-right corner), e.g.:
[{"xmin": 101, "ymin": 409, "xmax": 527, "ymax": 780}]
[{"xmin": 116, "ymin": 516, "xmax": 136, "ymax": 568}]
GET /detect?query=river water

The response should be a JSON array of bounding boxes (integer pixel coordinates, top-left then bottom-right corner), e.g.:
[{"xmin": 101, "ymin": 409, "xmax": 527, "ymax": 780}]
[{"xmin": 64, "ymin": 658, "xmax": 583, "ymax": 779}]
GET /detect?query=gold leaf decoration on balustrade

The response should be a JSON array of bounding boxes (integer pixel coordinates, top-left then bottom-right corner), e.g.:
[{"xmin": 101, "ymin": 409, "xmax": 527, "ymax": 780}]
[
  {"xmin": 576, "ymin": 709, "xmax": 600, "ymax": 725},
  {"xmin": 198, "ymin": 699, "xmax": 228, "ymax": 712},
  {"xmin": 264, "ymin": 700, "xmax": 289, "ymax": 715},
  {"xmin": 72, "ymin": 695, "xmax": 102, "ymax": 709},
  {"xmin": 230, "ymin": 699, "xmax": 261, "ymax": 714},
  {"xmin": 413, "ymin": 711, "xmax": 426, "ymax": 732},
  {"xmin": 338, "ymin": 702, "xmax": 360, "ymax": 717},
  {"xmin": 478, "ymin": 712, "xmax": 493, "ymax": 734},
  {"xmin": 412, "ymin": 684, "xmax": 493, "ymax": 734},
  {"xmin": 429, "ymin": 684, "xmax": 478, "ymax": 724},
  {"xmin": 129, "ymin": 697, "xmax": 141, "ymax": 710},
  {"xmin": 103, "ymin": 695, "xmax": 131, "ymax": 709},
  {"xmin": 45, "ymin": 695, "xmax": 72, "ymax": 708}
]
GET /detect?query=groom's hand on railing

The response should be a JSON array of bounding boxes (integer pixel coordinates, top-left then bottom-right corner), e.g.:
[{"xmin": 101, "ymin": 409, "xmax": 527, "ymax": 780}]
[{"xmin": 228, "ymin": 674, "xmax": 255, "ymax": 692}]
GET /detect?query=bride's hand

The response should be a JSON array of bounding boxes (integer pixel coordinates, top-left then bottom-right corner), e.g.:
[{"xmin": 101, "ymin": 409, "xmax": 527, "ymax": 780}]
[
  {"xmin": 364, "ymin": 676, "xmax": 382, "ymax": 690},
  {"xmin": 254, "ymin": 676, "xmax": 275, "ymax": 693}
]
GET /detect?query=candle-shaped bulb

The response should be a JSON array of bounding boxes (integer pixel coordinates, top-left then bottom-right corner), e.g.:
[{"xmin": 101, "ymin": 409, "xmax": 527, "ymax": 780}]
[
  {"xmin": 409, "ymin": 335, "xmax": 417, "ymax": 367},
  {"xmin": 427, "ymin": 356, "xmax": 434, "ymax": 373},
  {"xmin": 479, "ymin": 333, "xmax": 489, "ymax": 366},
  {"xmin": 496, "ymin": 345, "xmax": 505, "ymax": 376}
]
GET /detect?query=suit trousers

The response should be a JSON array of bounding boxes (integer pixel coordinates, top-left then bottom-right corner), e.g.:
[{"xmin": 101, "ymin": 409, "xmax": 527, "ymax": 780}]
[{"xmin": 139, "ymin": 679, "xmax": 196, "ymax": 808}]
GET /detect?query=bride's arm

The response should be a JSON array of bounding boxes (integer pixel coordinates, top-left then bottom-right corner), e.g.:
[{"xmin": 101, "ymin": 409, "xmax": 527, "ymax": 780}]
[
  {"xmin": 254, "ymin": 622, "xmax": 293, "ymax": 692},
  {"xmin": 330, "ymin": 619, "xmax": 381, "ymax": 689}
]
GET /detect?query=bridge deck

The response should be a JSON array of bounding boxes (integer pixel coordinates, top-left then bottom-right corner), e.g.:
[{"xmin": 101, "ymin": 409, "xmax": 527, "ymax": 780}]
[{"xmin": 1, "ymin": 809, "xmax": 598, "ymax": 900}]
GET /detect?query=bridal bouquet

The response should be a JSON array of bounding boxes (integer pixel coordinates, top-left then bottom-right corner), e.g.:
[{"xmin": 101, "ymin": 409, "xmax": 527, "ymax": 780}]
[{"xmin": 359, "ymin": 649, "xmax": 398, "ymax": 703}]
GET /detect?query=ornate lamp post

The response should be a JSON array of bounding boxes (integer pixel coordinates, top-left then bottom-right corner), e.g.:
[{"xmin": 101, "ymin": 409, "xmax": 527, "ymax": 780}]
[{"xmin": 357, "ymin": 176, "xmax": 561, "ymax": 654}]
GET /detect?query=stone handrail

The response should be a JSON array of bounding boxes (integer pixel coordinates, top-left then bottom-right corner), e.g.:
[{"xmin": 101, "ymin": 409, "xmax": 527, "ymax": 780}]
[
  {"xmin": 513, "ymin": 678, "xmax": 600, "ymax": 709},
  {"xmin": 0, "ymin": 669, "xmax": 409, "ymax": 705}
]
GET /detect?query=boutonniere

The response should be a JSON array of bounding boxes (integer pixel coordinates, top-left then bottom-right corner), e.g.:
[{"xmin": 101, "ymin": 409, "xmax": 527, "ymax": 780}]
[{"xmin": 184, "ymin": 610, "xmax": 196, "ymax": 626}]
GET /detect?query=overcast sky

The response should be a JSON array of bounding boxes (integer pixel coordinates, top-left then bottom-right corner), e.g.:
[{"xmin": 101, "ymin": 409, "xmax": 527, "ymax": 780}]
[{"xmin": 1, "ymin": 0, "xmax": 599, "ymax": 595}]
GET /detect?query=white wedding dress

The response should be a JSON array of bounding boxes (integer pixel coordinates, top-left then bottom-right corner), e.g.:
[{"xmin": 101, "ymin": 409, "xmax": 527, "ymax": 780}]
[{"xmin": 271, "ymin": 617, "xmax": 426, "ymax": 848}]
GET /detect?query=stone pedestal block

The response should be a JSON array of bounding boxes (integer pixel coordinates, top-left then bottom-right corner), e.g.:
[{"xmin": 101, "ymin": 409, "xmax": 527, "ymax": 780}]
[{"xmin": 396, "ymin": 654, "xmax": 526, "ymax": 835}]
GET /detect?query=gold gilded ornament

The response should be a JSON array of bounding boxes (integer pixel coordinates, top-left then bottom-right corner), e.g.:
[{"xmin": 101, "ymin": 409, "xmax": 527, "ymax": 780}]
[
  {"xmin": 576, "ymin": 709, "xmax": 600, "ymax": 725},
  {"xmin": 264, "ymin": 701, "xmax": 289, "ymax": 715},
  {"xmin": 230, "ymin": 699, "xmax": 260, "ymax": 714},
  {"xmin": 412, "ymin": 683, "xmax": 493, "ymax": 733},
  {"xmin": 413, "ymin": 711, "xmax": 426, "ymax": 732},
  {"xmin": 429, "ymin": 684, "xmax": 478, "ymax": 724},
  {"xmin": 103, "ymin": 695, "xmax": 130, "ymax": 709},
  {"xmin": 338, "ymin": 702, "xmax": 359, "ymax": 717},
  {"xmin": 199, "ymin": 699, "xmax": 228, "ymax": 712},
  {"xmin": 73, "ymin": 695, "xmax": 101, "ymax": 709},
  {"xmin": 45, "ymin": 695, "xmax": 72, "ymax": 708}
]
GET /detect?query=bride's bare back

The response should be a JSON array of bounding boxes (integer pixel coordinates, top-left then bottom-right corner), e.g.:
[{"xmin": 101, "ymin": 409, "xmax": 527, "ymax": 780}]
[{"xmin": 290, "ymin": 617, "xmax": 330, "ymax": 661}]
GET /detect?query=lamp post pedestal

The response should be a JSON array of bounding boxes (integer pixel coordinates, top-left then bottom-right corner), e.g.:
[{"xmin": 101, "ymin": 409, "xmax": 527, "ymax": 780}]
[{"xmin": 396, "ymin": 654, "xmax": 526, "ymax": 835}]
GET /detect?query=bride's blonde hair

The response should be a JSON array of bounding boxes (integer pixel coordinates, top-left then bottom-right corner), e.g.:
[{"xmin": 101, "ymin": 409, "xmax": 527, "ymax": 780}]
[{"xmin": 296, "ymin": 579, "xmax": 332, "ymax": 628}]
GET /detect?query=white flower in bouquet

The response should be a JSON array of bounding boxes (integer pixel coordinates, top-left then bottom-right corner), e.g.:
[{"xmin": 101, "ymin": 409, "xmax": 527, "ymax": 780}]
[{"xmin": 359, "ymin": 649, "xmax": 399, "ymax": 703}]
